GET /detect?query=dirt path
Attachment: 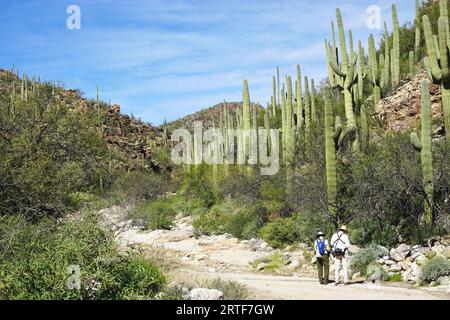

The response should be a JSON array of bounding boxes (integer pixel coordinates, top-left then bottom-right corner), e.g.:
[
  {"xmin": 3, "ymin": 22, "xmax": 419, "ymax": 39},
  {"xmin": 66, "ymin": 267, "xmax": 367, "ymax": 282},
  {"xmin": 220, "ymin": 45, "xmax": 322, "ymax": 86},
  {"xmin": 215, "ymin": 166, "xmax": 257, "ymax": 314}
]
[
  {"xmin": 176, "ymin": 268, "xmax": 449, "ymax": 300},
  {"xmin": 100, "ymin": 206, "xmax": 450, "ymax": 300}
]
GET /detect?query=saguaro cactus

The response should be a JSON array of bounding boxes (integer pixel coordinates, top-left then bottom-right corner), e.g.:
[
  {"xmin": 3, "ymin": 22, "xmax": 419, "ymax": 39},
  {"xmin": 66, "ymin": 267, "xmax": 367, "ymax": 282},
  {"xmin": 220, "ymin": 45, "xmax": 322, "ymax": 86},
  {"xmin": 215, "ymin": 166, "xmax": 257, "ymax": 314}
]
[
  {"xmin": 368, "ymin": 34, "xmax": 384, "ymax": 105},
  {"xmin": 410, "ymin": 81, "xmax": 434, "ymax": 225},
  {"xmin": 392, "ymin": 4, "xmax": 401, "ymax": 87},
  {"xmin": 324, "ymin": 87, "xmax": 337, "ymax": 215},
  {"xmin": 243, "ymin": 80, "xmax": 251, "ymax": 159},
  {"xmin": 311, "ymin": 79, "xmax": 317, "ymax": 124},
  {"xmin": 422, "ymin": 0, "xmax": 450, "ymax": 141},
  {"xmin": 296, "ymin": 64, "xmax": 303, "ymax": 127},
  {"xmin": 325, "ymin": 9, "xmax": 358, "ymax": 132},
  {"xmin": 357, "ymin": 41, "xmax": 366, "ymax": 103},
  {"xmin": 304, "ymin": 76, "xmax": 312, "ymax": 154}
]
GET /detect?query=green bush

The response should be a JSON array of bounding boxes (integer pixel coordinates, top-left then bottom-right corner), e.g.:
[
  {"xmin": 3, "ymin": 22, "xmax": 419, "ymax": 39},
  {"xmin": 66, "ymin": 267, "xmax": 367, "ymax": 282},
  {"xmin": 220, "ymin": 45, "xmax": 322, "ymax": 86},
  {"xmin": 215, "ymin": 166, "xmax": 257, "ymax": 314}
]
[
  {"xmin": 111, "ymin": 171, "xmax": 172, "ymax": 205},
  {"xmin": 350, "ymin": 218, "xmax": 397, "ymax": 248},
  {"xmin": 259, "ymin": 215, "xmax": 304, "ymax": 249},
  {"xmin": 129, "ymin": 200, "xmax": 176, "ymax": 230},
  {"xmin": 192, "ymin": 201, "xmax": 268, "ymax": 239},
  {"xmin": 0, "ymin": 213, "xmax": 166, "ymax": 299},
  {"xmin": 350, "ymin": 244, "xmax": 389, "ymax": 276},
  {"xmin": 0, "ymin": 86, "xmax": 109, "ymax": 217},
  {"xmin": 204, "ymin": 278, "xmax": 248, "ymax": 300},
  {"xmin": 421, "ymin": 256, "xmax": 450, "ymax": 284},
  {"xmin": 388, "ymin": 273, "xmax": 403, "ymax": 282},
  {"xmin": 366, "ymin": 264, "xmax": 389, "ymax": 281}
]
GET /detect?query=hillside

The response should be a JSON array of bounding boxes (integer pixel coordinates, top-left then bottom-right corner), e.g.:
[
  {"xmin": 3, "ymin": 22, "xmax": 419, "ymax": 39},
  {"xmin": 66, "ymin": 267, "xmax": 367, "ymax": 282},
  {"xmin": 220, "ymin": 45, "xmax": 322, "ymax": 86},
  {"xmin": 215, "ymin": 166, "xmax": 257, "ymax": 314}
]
[
  {"xmin": 0, "ymin": 68, "xmax": 167, "ymax": 172},
  {"xmin": 375, "ymin": 71, "xmax": 445, "ymax": 138},
  {"xmin": 165, "ymin": 101, "xmax": 265, "ymax": 131}
]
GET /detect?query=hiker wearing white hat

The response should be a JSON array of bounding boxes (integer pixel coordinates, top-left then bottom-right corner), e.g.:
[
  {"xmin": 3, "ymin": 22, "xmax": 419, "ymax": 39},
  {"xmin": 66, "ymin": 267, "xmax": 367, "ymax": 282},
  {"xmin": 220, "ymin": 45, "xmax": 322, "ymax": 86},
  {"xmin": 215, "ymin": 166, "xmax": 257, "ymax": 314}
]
[
  {"xmin": 314, "ymin": 231, "xmax": 331, "ymax": 285},
  {"xmin": 330, "ymin": 225, "xmax": 351, "ymax": 285}
]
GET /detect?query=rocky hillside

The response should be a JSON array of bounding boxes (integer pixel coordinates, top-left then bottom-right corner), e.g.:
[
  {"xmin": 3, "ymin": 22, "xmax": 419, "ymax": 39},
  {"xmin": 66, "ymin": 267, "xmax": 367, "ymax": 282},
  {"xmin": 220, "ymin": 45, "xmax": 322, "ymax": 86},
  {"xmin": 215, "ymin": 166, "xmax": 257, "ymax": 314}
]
[
  {"xmin": 375, "ymin": 71, "xmax": 445, "ymax": 139},
  {"xmin": 165, "ymin": 102, "xmax": 264, "ymax": 131},
  {"xmin": 0, "ymin": 68, "xmax": 167, "ymax": 172}
]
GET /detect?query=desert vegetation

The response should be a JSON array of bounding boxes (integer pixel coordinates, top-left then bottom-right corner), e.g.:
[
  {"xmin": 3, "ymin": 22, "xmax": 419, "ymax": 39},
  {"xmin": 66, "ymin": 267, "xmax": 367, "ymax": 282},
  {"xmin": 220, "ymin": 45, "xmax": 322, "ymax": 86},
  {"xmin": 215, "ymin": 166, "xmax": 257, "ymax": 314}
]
[{"xmin": 0, "ymin": 0, "xmax": 449, "ymax": 299}]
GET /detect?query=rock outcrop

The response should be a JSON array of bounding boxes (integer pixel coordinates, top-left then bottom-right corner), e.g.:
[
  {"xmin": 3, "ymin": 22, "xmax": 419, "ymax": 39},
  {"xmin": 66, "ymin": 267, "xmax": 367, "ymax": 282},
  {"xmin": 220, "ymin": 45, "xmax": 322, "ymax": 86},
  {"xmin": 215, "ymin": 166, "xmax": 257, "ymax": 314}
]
[{"xmin": 375, "ymin": 71, "xmax": 445, "ymax": 138}]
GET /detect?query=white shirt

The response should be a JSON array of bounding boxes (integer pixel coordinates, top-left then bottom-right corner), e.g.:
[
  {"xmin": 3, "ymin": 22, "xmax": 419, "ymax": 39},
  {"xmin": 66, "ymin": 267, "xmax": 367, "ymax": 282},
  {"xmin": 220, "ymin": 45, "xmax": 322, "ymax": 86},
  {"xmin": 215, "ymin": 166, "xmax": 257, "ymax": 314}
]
[
  {"xmin": 330, "ymin": 231, "xmax": 350, "ymax": 252},
  {"xmin": 314, "ymin": 237, "xmax": 330, "ymax": 257}
]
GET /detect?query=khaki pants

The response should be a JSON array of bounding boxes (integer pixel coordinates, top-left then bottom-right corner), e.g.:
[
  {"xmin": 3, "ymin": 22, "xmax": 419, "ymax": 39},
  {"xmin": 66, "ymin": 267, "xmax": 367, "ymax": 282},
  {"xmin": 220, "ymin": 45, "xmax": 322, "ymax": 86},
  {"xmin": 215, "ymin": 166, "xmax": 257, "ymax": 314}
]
[
  {"xmin": 317, "ymin": 255, "xmax": 330, "ymax": 284},
  {"xmin": 334, "ymin": 255, "xmax": 349, "ymax": 284}
]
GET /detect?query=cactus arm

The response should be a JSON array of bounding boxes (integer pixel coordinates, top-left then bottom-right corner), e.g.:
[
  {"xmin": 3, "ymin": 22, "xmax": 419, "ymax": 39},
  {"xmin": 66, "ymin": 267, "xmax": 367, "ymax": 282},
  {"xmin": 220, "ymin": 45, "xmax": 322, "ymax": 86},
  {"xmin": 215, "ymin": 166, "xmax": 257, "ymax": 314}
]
[
  {"xmin": 410, "ymin": 132, "xmax": 423, "ymax": 151},
  {"xmin": 336, "ymin": 8, "xmax": 348, "ymax": 70},
  {"xmin": 423, "ymin": 15, "xmax": 443, "ymax": 82},
  {"xmin": 438, "ymin": 17, "xmax": 450, "ymax": 81}
]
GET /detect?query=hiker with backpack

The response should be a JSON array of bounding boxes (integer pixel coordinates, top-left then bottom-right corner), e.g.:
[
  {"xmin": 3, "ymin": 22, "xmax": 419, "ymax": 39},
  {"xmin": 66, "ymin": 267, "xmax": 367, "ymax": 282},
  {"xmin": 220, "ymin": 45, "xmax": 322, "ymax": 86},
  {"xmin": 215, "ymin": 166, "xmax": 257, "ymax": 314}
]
[
  {"xmin": 331, "ymin": 225, "xmax": 351, "ymax": 286},
  {"xmin": 314, "ymin": 231, "xmax": 331, "ymax": 285}
]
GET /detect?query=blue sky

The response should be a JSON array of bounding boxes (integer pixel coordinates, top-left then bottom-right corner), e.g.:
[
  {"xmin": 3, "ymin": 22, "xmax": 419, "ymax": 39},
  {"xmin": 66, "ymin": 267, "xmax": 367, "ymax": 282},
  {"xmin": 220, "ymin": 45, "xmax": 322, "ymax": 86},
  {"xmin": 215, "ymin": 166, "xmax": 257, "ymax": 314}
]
[{"xmin": 0, "ymin": 0, "xmax": 414, "ymax": 125}]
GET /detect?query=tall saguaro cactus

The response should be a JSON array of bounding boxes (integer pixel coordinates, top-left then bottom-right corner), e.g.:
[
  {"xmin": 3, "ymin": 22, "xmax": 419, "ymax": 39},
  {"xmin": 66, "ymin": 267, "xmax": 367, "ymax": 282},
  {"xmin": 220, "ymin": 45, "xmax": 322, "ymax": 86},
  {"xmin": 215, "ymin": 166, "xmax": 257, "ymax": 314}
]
[
  {"xmin": 423, "ymin": 0, "xmax": 450, "ymax": 141},
  {"xmin": 296, "ymin": 64, "xmax": 303, "ymax": 128},
  {"xmin": 368, "ymin": 34, "xmax": 384, "ymax": 105},
  {"xmin": 243, "ymin": 80, "xmax": 251, "ymax": 159},
  {"xmin": 325, "ymin": 9, "xmax": 358, "ymax": 133},
  {"xmin": 392, "ymin": 4, "xmax": 401, "ymax": 87},
  {"xmin": 410, "ymin": 81, "xmax": 434, "ymax": 225},
  {"xmin": 324, "ymin": 87, "xmax": 337, "ymax": 216}
]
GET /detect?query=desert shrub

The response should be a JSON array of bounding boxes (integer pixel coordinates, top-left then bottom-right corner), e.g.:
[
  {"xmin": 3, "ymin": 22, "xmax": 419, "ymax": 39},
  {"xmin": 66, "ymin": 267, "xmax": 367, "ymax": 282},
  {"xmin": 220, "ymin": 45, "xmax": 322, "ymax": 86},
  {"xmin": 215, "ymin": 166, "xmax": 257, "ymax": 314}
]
[
  {"xmin": 192, "ymin": 201, "xmax": 268, "ymax": 239},
  {"xmin": 183, "ymin": 164, "xmax": 219, "ymax": 207},
  {"xmin": 0, "ymin": 87, "xmax": 108, "ymax": 218},
  {"xmin": 259, "ymin": 215, "xmax": 304, "ymax": 248},
  {"xmin": 421, "ymin": 256, "xmax": 450, "ymax": 284},
  {"xmin": 65, "ymin": 191, "xmax": 109, "ymax": 211},
  {"xmin": 0, "ymin": 213, "xmax": 166, "ymax": 299},
  {"xmin": 366, "ymin": 264, "xmax": 389, "ymax": 281},
  {"xmin": 111, "ymin": 170, "xmax": 172, "ymax": 205},
  {"xmin": 251, "ymin": 252, "xmax": 284, "ymax": 272},
  {"xmin": 350, "ymin": 218, "xmax": 397, "ymax": 248},
  {"xmin": 350, "ymin": 244, "xmax": 388, "ymax": 276},
  {"xmin": 204, "ymin": 278, "xmax": 248, "ymax": 300},
  {"xmin": 128, "ymin": 200, "xmax": 176, "ymax": 230},
  {"xmin": 388, "ymin": 273, "xmax": 403, "ymax": 282}
]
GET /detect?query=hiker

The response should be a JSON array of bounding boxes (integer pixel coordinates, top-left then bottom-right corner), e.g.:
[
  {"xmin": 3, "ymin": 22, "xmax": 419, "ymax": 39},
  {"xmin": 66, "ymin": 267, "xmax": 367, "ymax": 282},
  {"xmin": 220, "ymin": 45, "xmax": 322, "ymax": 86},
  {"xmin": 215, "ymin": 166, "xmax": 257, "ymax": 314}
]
[
  {"xmin": 331, "ymin": 225, "xmax": 350, "ymax": 286},
  {"xmin": 314, "ymin": 231, "xmax": 331, "ymax": 285}
]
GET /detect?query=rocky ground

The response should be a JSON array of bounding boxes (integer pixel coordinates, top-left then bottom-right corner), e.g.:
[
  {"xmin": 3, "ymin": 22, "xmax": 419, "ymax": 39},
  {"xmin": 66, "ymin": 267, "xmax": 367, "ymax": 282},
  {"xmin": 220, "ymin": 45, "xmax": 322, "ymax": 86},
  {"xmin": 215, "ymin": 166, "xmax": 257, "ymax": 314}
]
[{"xmin": 99, "ymin": 206, "xmax": 450, "ymax": 300}]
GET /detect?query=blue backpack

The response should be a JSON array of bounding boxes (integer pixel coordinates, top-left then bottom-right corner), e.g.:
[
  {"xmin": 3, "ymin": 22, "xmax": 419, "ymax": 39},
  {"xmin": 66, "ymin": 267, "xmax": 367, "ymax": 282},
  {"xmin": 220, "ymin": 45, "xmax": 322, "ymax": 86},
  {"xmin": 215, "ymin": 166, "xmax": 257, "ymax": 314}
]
[{"xmin": 316, "ymin": 239, "xmax": 326, "ymax": 256}]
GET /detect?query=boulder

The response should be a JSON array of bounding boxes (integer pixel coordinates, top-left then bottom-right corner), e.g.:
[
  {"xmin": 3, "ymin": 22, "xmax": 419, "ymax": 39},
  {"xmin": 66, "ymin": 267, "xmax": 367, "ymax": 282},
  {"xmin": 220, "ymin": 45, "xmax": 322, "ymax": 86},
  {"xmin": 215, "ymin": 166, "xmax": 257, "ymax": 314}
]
[
  {"xmin": 399, "ymin": 260, "xmax": 411, "ymax": 271},
  {"xmin": 388, "ymin": 265, "xmax": 402, "ymax": 273},
  {"xmin": 439, "ymin": 276, "xmax": 450, "ymax": 286},
  {"xmin": 410, "ymin": 252, "xmax": 423, "ymax": 261},
  {"xmin": 390, "ymin": 244, "xmax": 411, "ymax": 262},
  {"xmin": 431, "ymin": 244, "xmax": 448, "ymax": 255},
  {"xmin": 377, "ymin": 258, "xmax": 385, "ymax": 264},
  {"xmin": 256, "ymin": 263, "xmax": 268, "ymax": 271},
  {"xmin": 352, "ymin": 272, "xmax": 362, "ymax": 281},
  {"xmin": 189, "ymin": 288, "xmax": 224, "ymax": 300},
  {"xmin": 288, "ymin": 260, "xmax": 300, "ymax": 270},
  {"xmin": 414, "ymin": 254, "xmax": 428, "ymax": 266},
  {"xmin": 410, "ymin": 261, "xmax": 421, "ymax": 279},
  {"xmin": 385, "ymin": 260, "xmax": 396, "ymax": 266}
]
